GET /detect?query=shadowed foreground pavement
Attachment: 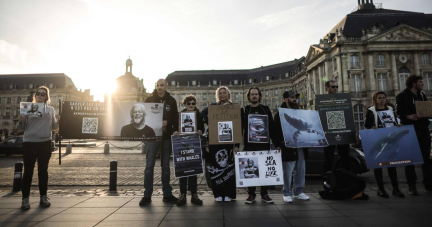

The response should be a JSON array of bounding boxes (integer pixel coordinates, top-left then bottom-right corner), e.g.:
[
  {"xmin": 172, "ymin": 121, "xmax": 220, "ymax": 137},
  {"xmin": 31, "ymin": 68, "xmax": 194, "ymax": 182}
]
[{"xmin": 0, "ymin": 187, "xmax": 431, "ymax": 227}]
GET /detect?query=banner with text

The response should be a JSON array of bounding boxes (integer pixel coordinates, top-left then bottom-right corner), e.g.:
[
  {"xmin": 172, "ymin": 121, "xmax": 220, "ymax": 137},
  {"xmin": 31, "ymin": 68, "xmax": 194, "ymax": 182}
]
[
  {"xmin": 208, "ymin": 105, "xmax": 242, "ymax": 145},
  {"xmin": 172, "ymin": 134, "xmax": 204, "ymax": 178}
]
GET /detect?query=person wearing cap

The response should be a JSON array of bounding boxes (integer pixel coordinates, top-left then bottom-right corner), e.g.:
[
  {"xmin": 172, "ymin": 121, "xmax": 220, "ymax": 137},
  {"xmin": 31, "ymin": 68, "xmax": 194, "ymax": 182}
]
[
  {"xmin": 273, "ymin": 90, "xmax": 310, "ymax": 203},
  {"xmin": 241, "ymin": 87, "xmax": 278, "ymax": 204},
  {"xmin": 323, "ymin": 80, "xmax": 351, "ymax": 173}
]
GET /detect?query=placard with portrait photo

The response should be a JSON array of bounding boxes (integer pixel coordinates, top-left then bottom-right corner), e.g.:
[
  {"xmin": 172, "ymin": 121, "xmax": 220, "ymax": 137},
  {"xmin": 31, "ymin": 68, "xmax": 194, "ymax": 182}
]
[{"xmin": 179, "ymin": 112, "xmax": 196, "ymax": 134}]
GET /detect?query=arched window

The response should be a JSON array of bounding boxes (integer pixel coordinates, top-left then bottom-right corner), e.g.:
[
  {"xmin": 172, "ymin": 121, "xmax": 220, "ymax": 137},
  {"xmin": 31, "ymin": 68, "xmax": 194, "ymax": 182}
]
[
  {"xmin": 353, "ymin": 104, "xmax": 366, "ymax": 130},
  {"xmin": 398, "ymin": 67, "xmax": 410, "ymax": 90}
]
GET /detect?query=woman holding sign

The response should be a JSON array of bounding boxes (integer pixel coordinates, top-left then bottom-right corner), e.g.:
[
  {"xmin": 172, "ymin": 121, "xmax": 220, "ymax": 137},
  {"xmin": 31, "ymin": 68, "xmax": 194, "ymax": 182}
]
[
  {"xmin": 364, "ymin": 91, "xmax": 405, "ymax": 198},
  {"xmin": 173, "ymin": 95, "xmax": 204, "ymax": 206},
  {"xmin": 201, "ymin": 86, "xmax": 238, "ymax": 202},
  {"xmin": 17, "ymin": 86, "xmax": 59, "ymax": 210}
]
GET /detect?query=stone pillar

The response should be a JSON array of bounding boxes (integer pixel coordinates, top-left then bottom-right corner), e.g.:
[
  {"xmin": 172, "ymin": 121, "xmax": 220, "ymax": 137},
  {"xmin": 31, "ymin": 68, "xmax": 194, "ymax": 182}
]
[
  {"xmin": 341, "ymin": 54, "xmax": 350, "ymax": 92},
  {"xmin": 414, "ymin": 52, "xmax": 421, "ymax": 76},
  {"xmin": 324, "ymin": 60, "xmax": 331, "ymax": 81},
  {"xmin": 318, "ymin": 66, "xmax": 323, "ymax": 95},
  {"xmin": 307, "ymin": 73, "xmax": 312, "ymax": 102},
  {"xmin": 368, "ymin": 54, "xmax": 376, "ymax": 92},
  {"xmin": 391, "ymin": 53, "xmax": 399, "ymax": 94}
]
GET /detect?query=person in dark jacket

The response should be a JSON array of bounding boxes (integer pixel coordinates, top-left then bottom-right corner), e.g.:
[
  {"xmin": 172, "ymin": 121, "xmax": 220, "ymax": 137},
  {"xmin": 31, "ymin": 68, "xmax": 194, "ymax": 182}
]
[
  {"xmin": 364, "ymin": 91, "xmax": 404, "ymax": 198},
  {"xmin": 274, "ymin": 91, "xmax": 310, "ymax": 203},
  {"xmin": 396, "ymin": 75, "xmax": 432, "ymax": 194},
  {"xmin": 201, "ymin": 86, "xmax": 239, "ymax": 202},
  {"xmin": 173, "ymin": 94, "xmax": 204, "ymax": 206},
  {"xmin": 139, "ymin": 79, "xmax": 179, "ymax": 206},
  {"xmin": 241, "ymin": 87, "xmax": 278, "ymax": 204}
]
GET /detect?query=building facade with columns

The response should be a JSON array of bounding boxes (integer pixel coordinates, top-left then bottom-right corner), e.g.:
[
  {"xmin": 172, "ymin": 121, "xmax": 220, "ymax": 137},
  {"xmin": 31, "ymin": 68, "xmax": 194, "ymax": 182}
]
[
  {"xmin": 166, "ymin": 58, "xmax": 305, "ymax": 113},
  {"xmin": 295, "ymin": 1, "xmax": 432, "ymax": 130},
  {"xmin": 0, "ymin": 73, "xmax": 94, "ymax": 134},
  {"xmin": 105, "ymin": 58, "xmax": 149, "ymax": 102}
]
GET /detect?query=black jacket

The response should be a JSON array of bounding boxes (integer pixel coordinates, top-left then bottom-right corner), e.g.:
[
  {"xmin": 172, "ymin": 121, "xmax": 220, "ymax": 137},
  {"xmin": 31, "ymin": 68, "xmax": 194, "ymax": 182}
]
[
  {"xmin": 145, "ymin": 90, "xmax": 178, "ymax": 139},
  {"xmin": 396, "ymin": 88, "xmax": 430, "ymax": 131},
  {"xmin": 273, "ymin": 102, "xmax": 309, "ymax": 162},
  {"xmin": 173, "ymin": 107, "xmax": 205, "ymax": 133},
  {"xmin": 241, "ymin": 104, "xmax": 278, "ymax": 151}
]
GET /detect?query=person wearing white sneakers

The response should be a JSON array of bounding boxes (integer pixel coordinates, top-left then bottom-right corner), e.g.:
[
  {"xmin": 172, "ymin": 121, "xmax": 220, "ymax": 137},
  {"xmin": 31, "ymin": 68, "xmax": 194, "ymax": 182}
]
[{"xmin": 274, "ymin": 91, "xmax": 310, "ymax": 203}]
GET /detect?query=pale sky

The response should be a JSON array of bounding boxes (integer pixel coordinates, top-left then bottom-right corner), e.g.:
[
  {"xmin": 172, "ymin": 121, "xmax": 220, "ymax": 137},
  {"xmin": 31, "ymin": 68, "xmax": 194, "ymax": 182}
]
[{"xmin": 1, "ymin": 0, "xmax": 430, "ymax": 101}]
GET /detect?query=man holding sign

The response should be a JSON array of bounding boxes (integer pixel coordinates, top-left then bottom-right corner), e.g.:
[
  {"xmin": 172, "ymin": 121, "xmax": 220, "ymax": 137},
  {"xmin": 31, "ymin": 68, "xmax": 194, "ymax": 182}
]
[
  {"xmin": 396, "ymin": 75, "xmax": 432, "ymax": 194},
  {"xmin": 241, "ymin": 87, "xmax": 278, "ymax": 204}
]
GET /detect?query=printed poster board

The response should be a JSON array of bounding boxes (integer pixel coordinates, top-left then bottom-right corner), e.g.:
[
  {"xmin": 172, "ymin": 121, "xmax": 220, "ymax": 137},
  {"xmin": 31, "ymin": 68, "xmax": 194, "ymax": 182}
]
[
  {"xmin": 377, "ymin": 110, "xmax": 397, "ymax": 128},
  {"xmin": 20, "ymin": 102, "xmax": 44, "ymax": 117},
  {"xmin": 315, "ymin": 93, "xmax": 356, "ymax": 145},
  {"xmin": 208, "ymin": 104, "xmax": 242, "ymax": 145},
  {"xmin": 171, "ymin": 134, "xmax": 204, "ymax": 178},
  {"xmin": 179, "ymin": 112, "xmax": 196, "ymax": 134},
  {"xmin": 60, "ymin": 101, "xmax": 163, "ymax": 141},
  {"xmin": 279, "ymin": 108, "xmax": 328, "ymax": 148},
  {"xmin": 359, "ymin": 125, "xmax": 423, "ymax": 169},
  {"xmin": 248, "ymin": 114, "xmax": 269, "ymax": 143},
  {"xmin": 235, "ymin": 150, "xmax": 284, "ymax": 187},
  {"xmin": 415, "ymin": 101, "xmax": 432, "ymax": 117}
]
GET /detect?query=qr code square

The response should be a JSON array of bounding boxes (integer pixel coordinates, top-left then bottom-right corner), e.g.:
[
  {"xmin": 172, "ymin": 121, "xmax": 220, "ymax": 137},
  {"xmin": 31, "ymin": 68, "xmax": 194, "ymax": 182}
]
[
  {"xmin": 82, "ymin": 118, "xmax": 98, "ymax": 134},
  {"xmin": 276, "ymin": 178, "xmax": 280, "ymax": 182},
  {"xmin": 239, "ymin": 181, "xmax": 243, "ymax": 186},
  {"xmin": 326, "ymin": 111, "xmax": 346, "ymax": 130}
]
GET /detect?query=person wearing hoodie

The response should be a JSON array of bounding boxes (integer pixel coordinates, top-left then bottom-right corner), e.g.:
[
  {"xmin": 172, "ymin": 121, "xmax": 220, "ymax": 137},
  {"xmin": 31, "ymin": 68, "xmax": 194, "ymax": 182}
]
[
  {"xmin": 273, "ymin": 90, "xmax": 310, "ymax": 203},
  {"xmin": 396, "ymin": 75, "xmax": 432, "ymax": 194},
  {"xmin": 173, "ymin": 94, "xmax": 204, "ymax": 206},
  {"xmin": 139, "ymin": 79, "xmax": 179, "ymax": 205},
  {"xmin": 17, "ymin": 86, "xmax": 59, "ymax": 210}
]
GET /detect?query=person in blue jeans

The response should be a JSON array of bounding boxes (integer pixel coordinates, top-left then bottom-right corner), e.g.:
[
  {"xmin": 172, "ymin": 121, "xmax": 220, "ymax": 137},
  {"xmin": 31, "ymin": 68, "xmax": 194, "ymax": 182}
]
[
  {"xmin": 273, "ymin": 91, "xmax": 310, "ymax": 203},
  {"xmin": 139, "ymin": 79, "xmax": 179, "ymax": 205}
]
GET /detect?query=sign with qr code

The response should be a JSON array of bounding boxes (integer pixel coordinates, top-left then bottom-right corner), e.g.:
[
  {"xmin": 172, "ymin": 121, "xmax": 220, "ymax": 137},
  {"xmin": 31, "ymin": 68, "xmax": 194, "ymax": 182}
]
[
  {"xmin": 60, "ymin": 101, "xmax": 163, "ymax": 141},
  {"xmin": 234, "ymin": 150, "xmax": 284, "ymax": 187},
  {"xmin": 278, "ymin": 108, "xmax": 328, "ymax": 148},
  {"xmin": 316, "ymin": 93, "xmax": 356, "ymax": 145}
]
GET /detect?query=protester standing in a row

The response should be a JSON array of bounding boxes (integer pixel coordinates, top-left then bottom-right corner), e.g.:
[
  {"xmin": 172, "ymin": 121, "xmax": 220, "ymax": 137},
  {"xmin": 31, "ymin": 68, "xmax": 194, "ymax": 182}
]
[
  {"xmin": 140, "ymin": 79, "xmax": 179, "ymax": 205},
  {"xmin": 274, "ymin": 91, "xmax": 309, "ymax": 203},
  {"xmin": 202, "ymin": 86, "xmax": 238, "ymax": 202},
  {"xmin": 18, "ymin": 86, "xmax": 59, "ymax": 210},
  {"xmin": 173, "ymin": 94, "xmax": 204, "ymax": 206},
  {"xmin": 396, "ymin": 75, "xmax": 432, "ymax": 194},
  {"xmin": 241, "ymin": 87, "xmax": 278, "ymax": 204},
  {"xmin": 364, "ymin": 91, "xmax": 405, "ymax": 198}
]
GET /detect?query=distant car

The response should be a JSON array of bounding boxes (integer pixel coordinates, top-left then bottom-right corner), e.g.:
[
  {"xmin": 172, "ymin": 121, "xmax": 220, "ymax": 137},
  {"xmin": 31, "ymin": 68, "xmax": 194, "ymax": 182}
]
[
  {"xmin": 270, "ymin": 144, "xmax": 369, "ymax": 175},
  {"xmin": 0, "ymin": 136, "xmax": 57, "ymax": 156}
]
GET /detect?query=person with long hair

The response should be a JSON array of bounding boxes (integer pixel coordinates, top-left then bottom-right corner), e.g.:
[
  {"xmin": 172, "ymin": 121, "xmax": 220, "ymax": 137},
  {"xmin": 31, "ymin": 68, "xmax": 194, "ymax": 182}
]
[
  {"xmin": 364, "ymin": 91, "xmax": 404, "ymax": 198},
  {"xmin": 18, "ymin": 86, "xmax": 59, "ymax": 210},
  {"xmin": 201, "ymin": 86, "xmax": 238, "ymax": 202},
  {"xmin": 173, "ymin": 94, "xmax": 204, "ymax": 206}
]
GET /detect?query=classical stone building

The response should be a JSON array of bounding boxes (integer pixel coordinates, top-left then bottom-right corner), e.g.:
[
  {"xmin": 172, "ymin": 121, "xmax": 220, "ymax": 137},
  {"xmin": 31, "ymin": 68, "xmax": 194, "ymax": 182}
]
[
  {"xmin": 166, "ymin": 58, "xmax": 305, "ymax": 113},
  {"xmin": 294, "ymin": 0, "xmax": 432, "ymax": 130},
  {"xmin": 106, "ymin": 58, "xmax": 149, "ymax": 102},
  {"xmin": 0, "ymin": 73, "xmax": 94, "ymax": 134}
]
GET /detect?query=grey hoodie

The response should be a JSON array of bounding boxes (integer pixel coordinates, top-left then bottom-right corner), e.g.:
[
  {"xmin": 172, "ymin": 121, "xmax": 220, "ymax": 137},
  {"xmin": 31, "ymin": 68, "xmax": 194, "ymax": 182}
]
[{"xmin": 17, "ymin": 105, "xmax": 59, "ymax": 142}]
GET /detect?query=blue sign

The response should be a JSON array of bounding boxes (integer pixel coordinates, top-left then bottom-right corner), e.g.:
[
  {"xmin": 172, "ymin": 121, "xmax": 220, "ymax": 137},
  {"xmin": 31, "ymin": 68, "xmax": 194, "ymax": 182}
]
[{"xmin": 360, "ymin": 125, "xmax": 423, "ymax": 169}]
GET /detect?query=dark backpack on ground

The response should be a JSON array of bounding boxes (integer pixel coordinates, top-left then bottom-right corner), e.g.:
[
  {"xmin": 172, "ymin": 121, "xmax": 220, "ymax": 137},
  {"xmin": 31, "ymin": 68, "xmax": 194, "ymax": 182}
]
[{"xmin": 319, "ymin": 169, "xmax": 368, "ymax": 200}]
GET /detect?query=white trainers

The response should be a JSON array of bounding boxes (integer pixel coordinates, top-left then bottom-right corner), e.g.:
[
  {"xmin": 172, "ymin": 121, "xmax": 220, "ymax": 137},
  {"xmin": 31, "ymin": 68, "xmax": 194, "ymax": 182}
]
[
  {"xmin": 21, "ymin": 197, "xmax": 30, "ymax": 210},
  {"xmin": 293, "ymin": 193, "xmax": 310, "ymax": 200},
  {"xmin": 283, "ymin": 196, "xmax": 292, "ymax": 203},
  {"xmin": 224, "ymin": 196, "xmax": 231, "ymax": 202},
  {"xmin": 215, "ymin": 197, "xmax": 223, "ymax": 202}
]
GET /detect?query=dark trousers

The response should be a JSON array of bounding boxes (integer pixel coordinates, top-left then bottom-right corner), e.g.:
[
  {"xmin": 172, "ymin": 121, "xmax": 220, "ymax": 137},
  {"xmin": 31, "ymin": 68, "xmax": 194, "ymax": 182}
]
[
  {"xmin": 374, "ymin": 167, "xmax": 398, "ymax": 190},
  {"xmin": 323, "ymin": 144, "xmax": 350, "ymax": 173},
  {"xmin": 405, "ymin": 129, "xmax": 432, "ymax": 189},
  {"xmin": 248, "ymin": 186, "xmax": 268, "ymax": 197},
  {"xmin": 179, "ymin": 175, "xmax": 198, "ymax": 194},
  {"xmin": 22, "ymin": 141, "xmax": 52, "ymax": 198}
]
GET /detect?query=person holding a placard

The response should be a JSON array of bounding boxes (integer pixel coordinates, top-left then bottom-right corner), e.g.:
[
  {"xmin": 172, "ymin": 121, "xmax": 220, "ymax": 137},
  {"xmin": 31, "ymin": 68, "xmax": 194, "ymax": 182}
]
[
  {"xmin": 396, "ymin": 75, "xmax": 432, "ymax": 194},
  {"xmin": 140, "ymin": 79, "xmax": 179, "ymax": 205},
  {"xmin": 274, "ymin": 90, "xmax": 310, "ymax": 203},
  {"xmin": 323, "ymin": 80, "xmax": 351, "ymax": 173},
  {"xmin": 202, "ymin": 86, "xmax": 239, "ymax": 202},
  {"xmin": 364, "ymin": 91, "xmax": 405, "ymax": 198},
  {"xmin": 173, "ymin": 94, "xmax": 204, "ymax": 206},
  {"xmin": 241, "ymin": 87, "xmax": 278, "ymax": 204},
  {"xmin": 17, "ymin": 86, "xmax": 59, "ymax": 210}
]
